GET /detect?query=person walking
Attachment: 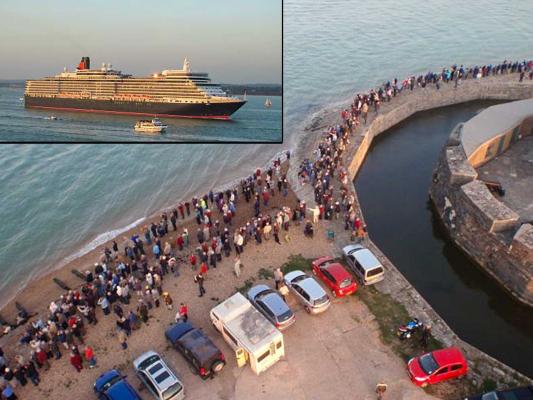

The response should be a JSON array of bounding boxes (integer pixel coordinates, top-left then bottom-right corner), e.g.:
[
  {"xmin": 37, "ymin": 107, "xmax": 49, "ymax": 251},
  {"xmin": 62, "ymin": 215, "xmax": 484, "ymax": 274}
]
[
  {"xmin": 194, "ymin": 273, "xmax": 206, "ymax": 297},
  {"xmin": 234, "ymin": 256, "xmax": 242, "ymax": 277},
  {"xmin": 274, "ymin": 267, "xmax": 284, "ymax": 289}
]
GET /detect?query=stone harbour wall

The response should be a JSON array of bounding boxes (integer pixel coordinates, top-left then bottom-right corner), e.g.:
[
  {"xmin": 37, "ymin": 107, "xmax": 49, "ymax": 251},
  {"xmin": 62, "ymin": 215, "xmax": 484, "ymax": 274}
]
[{"xmin": 290, "ymin": 73, "xmax": 533, "ymax": 387}]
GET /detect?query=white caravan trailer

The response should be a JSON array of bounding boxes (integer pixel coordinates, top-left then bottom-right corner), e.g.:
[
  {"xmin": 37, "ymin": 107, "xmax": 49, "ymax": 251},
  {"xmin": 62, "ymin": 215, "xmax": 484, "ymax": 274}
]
[{"xmin": 210, "ymin": 292, "xmax": 284, "ymax": 375}]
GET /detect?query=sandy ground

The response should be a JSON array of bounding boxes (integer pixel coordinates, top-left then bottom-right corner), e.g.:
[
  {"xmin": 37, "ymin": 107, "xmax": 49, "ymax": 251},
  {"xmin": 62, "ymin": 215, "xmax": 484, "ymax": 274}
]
[
  {"xmin": 9, "ymin": 222, "xmax": 438, "ymax": 400},
  {"xmin": 0, "ymin": 160, "xmax": 439, "ymax": 399}
]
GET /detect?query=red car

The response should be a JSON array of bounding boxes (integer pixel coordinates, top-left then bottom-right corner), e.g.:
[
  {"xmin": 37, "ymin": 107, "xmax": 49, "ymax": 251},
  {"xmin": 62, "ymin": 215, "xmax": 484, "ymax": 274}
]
[
  {"xmin": 312, "ymin": 257, "xmax": 358, "ymax": 297},
  {"xmin": 407, "ymin": 347, "xmax": 468, "ymax": 387}
]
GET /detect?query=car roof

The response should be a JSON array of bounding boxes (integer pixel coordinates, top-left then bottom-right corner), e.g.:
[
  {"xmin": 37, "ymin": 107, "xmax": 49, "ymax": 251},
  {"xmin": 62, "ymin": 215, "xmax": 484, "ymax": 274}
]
[
  {"xmin": 165, "ymin": 322, "xmax": 194, "ymax": 344},
  {"xmin": 322, "ymin": 263, "xmax": 352, "ymax": 281},
  {"xmin": 297, "ymin": 277, "xmax": 327, "ymax": 300},
  {"xmin": 95, "ymin": 370, "xmax": 140, "ymax": 400},
  {"xmin": 284, "ymin": 270, "xmax": 305, "ymax": 283},
  {"xmin": 176, "ymin": 327, "xmax": 221, "ymax": 365},
  {"xmin": 133, "ymin": 351, "xmax": 179, "ymax": 391},
  {"xmin": 259, "ymin": 292, "xmax": 291, "ymax": 316},
  {"xmin": 431, "ymin": 347, "xmax": 466, "ymax": 366},
  {"xmin": 346, "ymin": 246, "xmax": 382, "ymax": 269},
  {"xmin": 247, "ymin": 284, "xmax": 272, "ymax": 301}
]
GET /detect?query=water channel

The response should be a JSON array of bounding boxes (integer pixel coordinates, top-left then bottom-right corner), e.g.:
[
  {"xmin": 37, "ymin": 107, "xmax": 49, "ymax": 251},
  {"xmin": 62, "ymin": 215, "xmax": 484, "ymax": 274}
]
[{"xmin": 355, "ymin": 101, "xmax": 533, "ymax": 378}]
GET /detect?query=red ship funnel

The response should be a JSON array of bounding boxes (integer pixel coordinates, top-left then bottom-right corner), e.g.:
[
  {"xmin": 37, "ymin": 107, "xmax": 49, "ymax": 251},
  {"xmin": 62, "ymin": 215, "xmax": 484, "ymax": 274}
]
[{"xmin": 77, "ymin": 57, "xmax": 90, "ymax": 70}]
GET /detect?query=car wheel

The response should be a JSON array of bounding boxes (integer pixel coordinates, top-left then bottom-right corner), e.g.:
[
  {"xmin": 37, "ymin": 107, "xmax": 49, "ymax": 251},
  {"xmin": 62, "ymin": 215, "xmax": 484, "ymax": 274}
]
[
  {"xmin": 304, "ymin": 306, "xmax": 311, "ymax": 314},
  {"xmin": 211, "ymin": 360, "xmax": 225, "ymax": 373}
]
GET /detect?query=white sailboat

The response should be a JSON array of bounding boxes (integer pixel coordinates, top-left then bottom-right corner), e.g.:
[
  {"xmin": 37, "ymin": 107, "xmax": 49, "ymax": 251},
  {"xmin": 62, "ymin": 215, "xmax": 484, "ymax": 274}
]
[
  {"xmin": 264, "ymin": 97, "xmax": 272, "ymax": 108},
  {"xmin": 243, "ymin": 90, "xmax": 247, "ymax": 101}
]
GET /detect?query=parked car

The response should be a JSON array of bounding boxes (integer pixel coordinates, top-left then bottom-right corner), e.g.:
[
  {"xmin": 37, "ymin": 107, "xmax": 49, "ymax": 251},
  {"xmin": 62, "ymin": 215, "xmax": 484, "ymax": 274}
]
[
  {"xmin": 165, "ymin": 322, "xmax": 226, "ymax": 380},
  {"xmin": 407, "ymin": 347, "xmax": 468, "ymax": 387},
  {"xmin": 342, "ymin": 244, "xmax": 384, "ymax": 285},
  {"xmin": 465, "ymin": 385, "xmax": 533, "ymax": 400},
  {"xmin": 133, "ymin": 351, "xmax": 185, "ymax": 400},
  {"xmin": 247, "ymin": 284, "xmax": 295, "ymax": 330},
  {"xmin": 284, "ymin": 270, "xmax": 331, "ymax": 314},
  {"xmin": 312, "ymin": 256, "xmax": 358, "ymax": 297},
  {"xmin": 94, "ymin": 369, "xmax": 142, "ymax": 400}
]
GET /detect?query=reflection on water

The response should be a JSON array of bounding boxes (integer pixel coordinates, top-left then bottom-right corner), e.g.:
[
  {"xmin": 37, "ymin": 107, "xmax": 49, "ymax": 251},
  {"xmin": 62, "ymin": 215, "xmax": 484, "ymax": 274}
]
[{"xmin": 355, "ymin": 101, "xmax": 533, "ymax": 377}]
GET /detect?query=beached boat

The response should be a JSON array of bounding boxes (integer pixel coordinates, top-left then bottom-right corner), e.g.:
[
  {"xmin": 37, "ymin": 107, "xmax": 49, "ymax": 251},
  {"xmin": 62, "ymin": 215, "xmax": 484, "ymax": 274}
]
[
  {"xmin": 134, "ymin": 118, "xmax": 167, "ymax": 134},
  {"xmin": 264, "ymin": 97, "xmax": 272, "ymax": 108}
]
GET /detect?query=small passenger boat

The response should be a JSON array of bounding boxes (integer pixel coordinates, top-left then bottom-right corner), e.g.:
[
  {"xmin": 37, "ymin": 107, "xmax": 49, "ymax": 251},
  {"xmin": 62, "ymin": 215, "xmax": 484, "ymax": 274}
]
[{"xmin": 134, "ymin": 118, "xmax": 167, "ymax": 134}]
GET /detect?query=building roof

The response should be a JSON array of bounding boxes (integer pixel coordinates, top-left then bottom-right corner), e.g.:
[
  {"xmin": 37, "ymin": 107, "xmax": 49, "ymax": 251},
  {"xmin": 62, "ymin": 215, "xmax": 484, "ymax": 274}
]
[
  {"xmin": 461, "ymin": 98, "xmax": 533, "ymax": 156},
  {"xmin": 211, "ymin": 292, "xmax": 282, "ymax": 353}
]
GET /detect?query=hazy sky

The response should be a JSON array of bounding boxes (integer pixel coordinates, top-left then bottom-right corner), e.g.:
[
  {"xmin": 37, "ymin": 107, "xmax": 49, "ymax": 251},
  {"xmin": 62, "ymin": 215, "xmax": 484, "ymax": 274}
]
[{"xmin": 0, "ymin": 0, "xmax": 281, "ymax": 83}]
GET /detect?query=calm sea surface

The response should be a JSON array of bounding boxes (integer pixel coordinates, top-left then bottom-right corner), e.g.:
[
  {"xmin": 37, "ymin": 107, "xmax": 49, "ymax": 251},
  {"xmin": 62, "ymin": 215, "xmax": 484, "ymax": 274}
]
[{"xmin": 0, "ymin": 0, "xmax": 532, "ymax": 374}]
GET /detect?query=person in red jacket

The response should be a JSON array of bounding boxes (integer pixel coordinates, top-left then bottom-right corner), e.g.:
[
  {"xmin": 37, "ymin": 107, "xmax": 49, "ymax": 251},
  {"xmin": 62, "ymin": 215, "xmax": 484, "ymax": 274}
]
[
  {"xmin": 189, "ymin": 254, "xmax": 197, "ymax": 270},
  {"xmin": 200, "ymin": 262, "xmax": 208, "ymax": 276},
  {"xmin": 70, "ymin": 351, "xmax": 83, "ymax": 373},
  {"xmin": 176, "ymin": 235, "xmax": 184, "ymax": 251}
]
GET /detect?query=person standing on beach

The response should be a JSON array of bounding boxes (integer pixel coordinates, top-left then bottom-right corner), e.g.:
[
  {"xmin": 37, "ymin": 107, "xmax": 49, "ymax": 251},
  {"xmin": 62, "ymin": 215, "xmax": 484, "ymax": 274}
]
[
  {"xmin": 234, "ymin": 255, "xmax": 242, "ymax": 277},
  {"xmin": 84, "ymin": 346, "xmax": 96, "ymax": 369},
  {"xmin": 274, "ymin": 267, "xmax": 284, "ymax": 289},
  {"xmin": 69, "ymin": 350, "xmax": 83, "ymax": 372},
  {"xmin": 117, "ymin": 329, "xmax": 128, "ymax": 350},
  {"xmin": 362, "ymin": 102, "xmax": 369, "ymax": 124},
  {"xmin": 178, "ymin": 303, "xmax": 188, "ymax": 322},
  {"xmin": 194, "ymin": 273, "xmax": 206, "ymax": 297}
]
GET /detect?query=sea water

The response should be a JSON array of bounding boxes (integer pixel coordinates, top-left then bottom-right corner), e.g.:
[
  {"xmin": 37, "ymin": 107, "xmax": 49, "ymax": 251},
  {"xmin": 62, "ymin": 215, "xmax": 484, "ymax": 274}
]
[{"xmin": 0, "ymin": 0, "xmax": 532, "ymax": 374}]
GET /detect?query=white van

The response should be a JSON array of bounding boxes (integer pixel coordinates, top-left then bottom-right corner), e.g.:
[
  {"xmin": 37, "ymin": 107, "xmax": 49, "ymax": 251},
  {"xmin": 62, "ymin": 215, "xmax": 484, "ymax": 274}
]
[
  {"xmin": 342, "ymin": 244, "xmax": 385, "ymax": 285},
  {"xmin": 210, "ymin": 292, "xmax": 284, "ymax": 375}
]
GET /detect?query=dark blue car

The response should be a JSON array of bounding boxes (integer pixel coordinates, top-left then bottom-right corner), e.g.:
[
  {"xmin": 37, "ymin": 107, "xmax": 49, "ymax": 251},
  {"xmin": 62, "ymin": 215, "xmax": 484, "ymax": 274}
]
[{"xmin": 94, "ymin": 369, "xmax": 141, "ymax": 400}]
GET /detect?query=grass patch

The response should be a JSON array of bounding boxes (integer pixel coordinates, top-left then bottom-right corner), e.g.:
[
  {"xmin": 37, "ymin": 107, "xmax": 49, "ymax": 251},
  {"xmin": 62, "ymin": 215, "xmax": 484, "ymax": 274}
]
[
  {"xmin": 281, "ymin": 254, "xmax": 313, "ymax": 274},
  {"xmin": 235, "ymin": 278, "xmax": 255, "ymax": 294},
  {"xmin": 258, "ymin": 267, "xmax": 274, "ymax": 280},
  {"xmin": 358, "ymin": 286, "xmax": 444, "ymax": 361},
  {"xmin": 480, "ymin": 378, "xmax": 497, "ymax": 393}
]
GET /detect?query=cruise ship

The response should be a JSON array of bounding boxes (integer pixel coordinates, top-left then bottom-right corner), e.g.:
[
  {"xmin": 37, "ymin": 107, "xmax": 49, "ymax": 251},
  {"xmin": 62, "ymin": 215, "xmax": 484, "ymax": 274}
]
[{"xmin": 24, "ymin": 57, "xmax": 246, "ymax": 119}]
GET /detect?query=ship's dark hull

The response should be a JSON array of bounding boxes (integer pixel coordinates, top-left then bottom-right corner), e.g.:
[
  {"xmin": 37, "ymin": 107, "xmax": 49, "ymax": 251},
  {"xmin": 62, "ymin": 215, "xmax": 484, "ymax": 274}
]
[{"xmin": 24, "ymin": 96, "xmax": 246, "ymax": 119}]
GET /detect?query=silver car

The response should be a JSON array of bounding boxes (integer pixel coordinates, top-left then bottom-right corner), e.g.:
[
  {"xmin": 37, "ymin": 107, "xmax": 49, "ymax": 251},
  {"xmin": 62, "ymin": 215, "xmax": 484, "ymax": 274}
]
[
  {"xmin": 247, "ymin": 284, "xmax": 295, "ymax": 330},
  {"xmin": 133, "ymin": 351, "xmax": 185, "ymax": 400},
  {"xmin": 283, "ymin": 270, "xmax": 331, "ymax": 314},
  {"xmin": 342, "ymin": 244, "xmax": 385, "ymax": 285}
]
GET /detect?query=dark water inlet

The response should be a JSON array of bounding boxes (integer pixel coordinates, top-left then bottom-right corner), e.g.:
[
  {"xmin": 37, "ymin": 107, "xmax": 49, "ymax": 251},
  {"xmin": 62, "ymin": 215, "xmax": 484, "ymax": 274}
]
[{"xmin": 354, "ymin": 101, "xmax": 533, "ymax": 378}]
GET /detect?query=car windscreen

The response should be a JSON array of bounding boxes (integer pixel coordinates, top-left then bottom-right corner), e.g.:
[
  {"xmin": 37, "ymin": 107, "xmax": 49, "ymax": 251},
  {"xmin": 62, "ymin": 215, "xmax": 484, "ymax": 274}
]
[
  {"xmin": 313, "ymin": 294, "xmax": 329, "ymax": 306},
  {"xmin": 419, "ymin": 354, "xmax": 439, "ymax": 375},
  {"xmin": 339, "ymin": 278, "xmax": 353, "ymax": 288},
  {"xmin": 101, "ymin": 374, "xmax": 122, "ymax": 392},
  {"xmin": 480, "ymin": 393, "xmax": 498, "ymax": 400},
  {"xmin": 291, "ymin": 274, "xmax": 307, "ymax": 283},
  {"xmin": 366, "ymin": 266, "xmax": 383, "ymax": 278},
  {"xmin": 278, "ymin": 309, "xmax": 293, "ymax": 322},
  {"xmin": 137, "ymin": 354, "xmax": 160, "ymax": 370},
  {"xmin": 163, "ymin": 382, "xmax": 183, "ymax": 399}
]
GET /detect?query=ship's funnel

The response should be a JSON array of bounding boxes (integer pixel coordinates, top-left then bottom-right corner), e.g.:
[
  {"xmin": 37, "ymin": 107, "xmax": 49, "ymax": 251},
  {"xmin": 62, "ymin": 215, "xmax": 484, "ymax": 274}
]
[{"xmin": 77, "ymin": 57, "xmax": 90, "ymax": 70}]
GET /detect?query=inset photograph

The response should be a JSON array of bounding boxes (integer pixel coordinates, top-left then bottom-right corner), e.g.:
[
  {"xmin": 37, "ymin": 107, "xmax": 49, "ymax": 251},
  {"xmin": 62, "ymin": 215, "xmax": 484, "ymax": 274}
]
[{"xmin": 0, "ymin": 0, "xmax": 281, "ymax": 142}]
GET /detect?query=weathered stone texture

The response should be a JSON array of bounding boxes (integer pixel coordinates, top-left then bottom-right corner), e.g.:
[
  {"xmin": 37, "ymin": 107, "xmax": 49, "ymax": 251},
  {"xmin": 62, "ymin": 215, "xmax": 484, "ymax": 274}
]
[
  {"xmin": 459, "ymin": 180, "xmax": 520, "ymax": 233},
  {"xmin": 445, "ymin": 146, "xmax": 477, "ymax": 186}
]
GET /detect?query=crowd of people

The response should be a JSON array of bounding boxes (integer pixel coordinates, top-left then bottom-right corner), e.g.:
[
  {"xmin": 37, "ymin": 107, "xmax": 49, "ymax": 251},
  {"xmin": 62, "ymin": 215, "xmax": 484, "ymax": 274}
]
[{"xmin": 0, "ymin": 150, "xmax": 325, "ymax": 399}]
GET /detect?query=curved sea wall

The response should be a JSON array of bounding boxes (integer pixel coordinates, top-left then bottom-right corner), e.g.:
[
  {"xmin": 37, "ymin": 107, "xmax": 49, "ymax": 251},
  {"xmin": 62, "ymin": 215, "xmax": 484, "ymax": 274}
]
[
  {"xmin": 429, "ymin": 99, "xmax": 533, "ymax": 307},
  {"xmin": 290, "ymin": 73, "xmax": 533, "ymax": 385}
]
